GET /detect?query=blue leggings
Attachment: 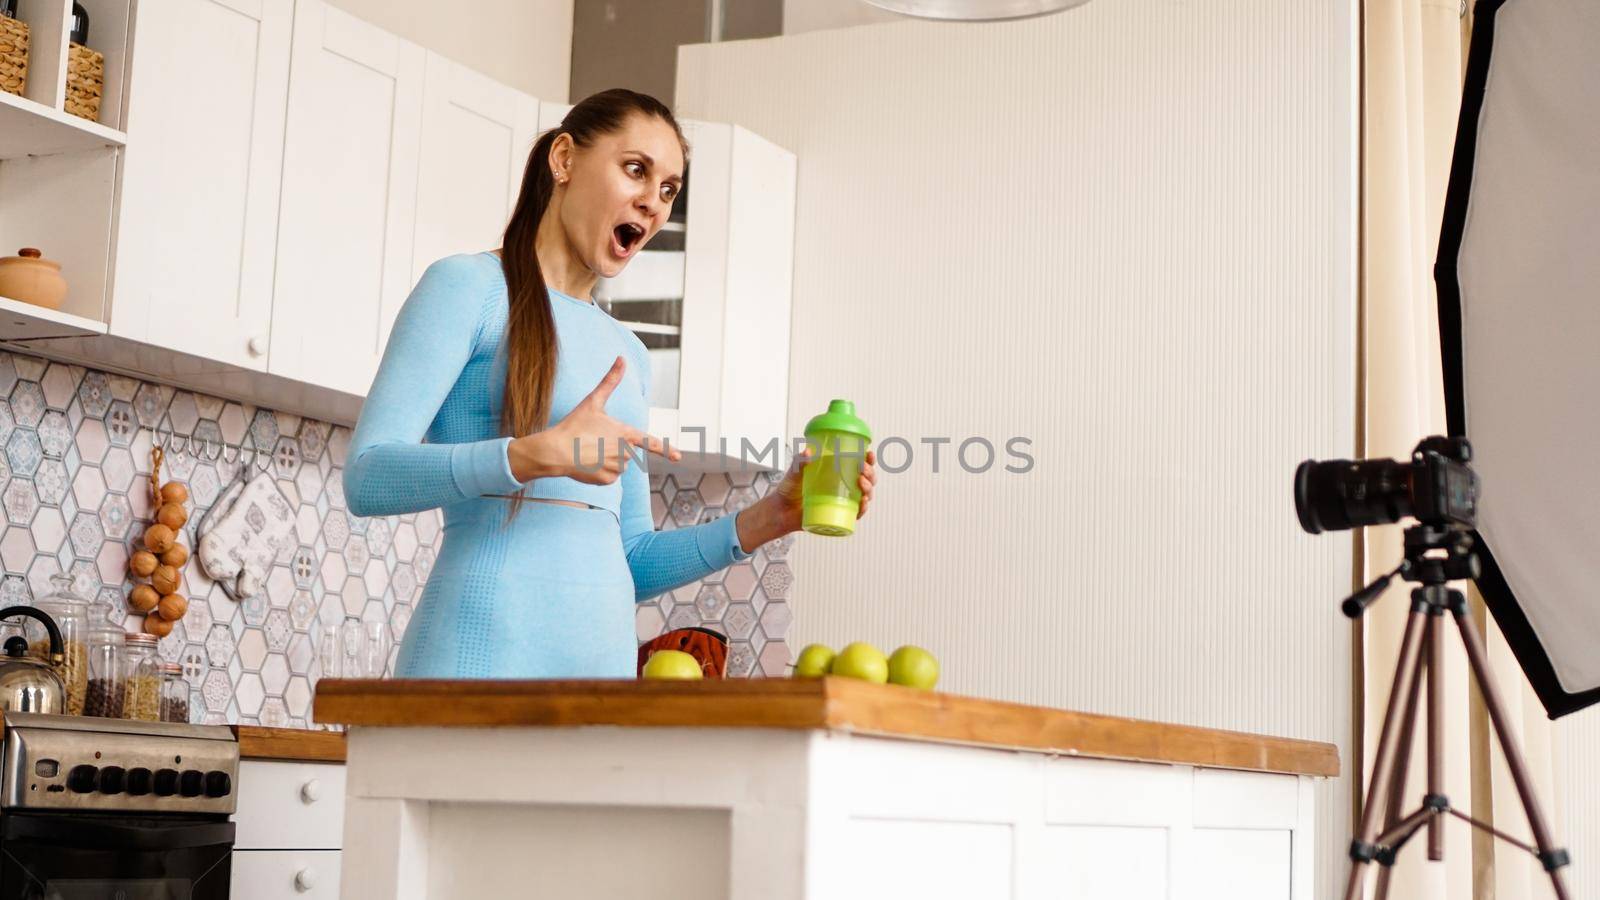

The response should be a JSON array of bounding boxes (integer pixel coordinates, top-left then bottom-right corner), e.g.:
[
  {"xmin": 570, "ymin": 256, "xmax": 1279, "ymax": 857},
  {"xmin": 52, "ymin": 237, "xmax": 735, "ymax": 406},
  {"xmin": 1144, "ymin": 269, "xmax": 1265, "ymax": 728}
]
[{"xmin": 395, "ymin": 500, "xmax": 636, "ymax": 678}]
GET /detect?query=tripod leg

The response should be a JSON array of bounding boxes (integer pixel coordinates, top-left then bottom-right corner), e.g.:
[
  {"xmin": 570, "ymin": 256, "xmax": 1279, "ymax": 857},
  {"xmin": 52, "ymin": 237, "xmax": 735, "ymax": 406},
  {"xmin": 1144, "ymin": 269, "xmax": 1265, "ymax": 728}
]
[
  {"xmin": 1449, "ymin": 595, "xmax": 1572, "ymax": 900},
  {"xmin": 1374, "ymin": 615, "xmax": 1429, "ymax": 900},
  {"xmin": 1428, "ymin": 605, "xmax": 1446, "ymax": 861},
  {"xmin": 1345, "ymin": 602, "xmax": 1430, "ymax": 900}
]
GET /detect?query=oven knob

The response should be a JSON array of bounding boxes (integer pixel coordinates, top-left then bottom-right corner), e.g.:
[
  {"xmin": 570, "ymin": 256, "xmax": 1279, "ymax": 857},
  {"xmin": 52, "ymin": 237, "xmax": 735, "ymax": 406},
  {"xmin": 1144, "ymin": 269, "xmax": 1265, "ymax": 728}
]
[
  {"xmin": 204, "ymin": 771, "xmax": 232, "ymax": 798},
  {"xmin": 98, "ymin": 766, "xmax": 126, "ymax": 794},
  {"xmin": 179, "ymin": 770, "xmax": 205, "ymax": 798},
  {"xmin": 127, "ymin": 768, "xmax": 153, "ymax": 796},
  {"xmin": 153, "ymin": 768, "xmax": 180, "ymax": 796},
  {"xmin": 66, "ymin": 764, "xmax": 98, "ymax": 793}
]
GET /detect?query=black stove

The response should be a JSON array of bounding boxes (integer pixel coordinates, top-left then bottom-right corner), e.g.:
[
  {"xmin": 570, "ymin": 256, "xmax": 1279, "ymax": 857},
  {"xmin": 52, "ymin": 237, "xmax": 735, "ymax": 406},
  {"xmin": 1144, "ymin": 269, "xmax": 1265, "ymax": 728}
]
[{"xmin": 1, "ymin": 712, "xmax": 240, "ymax": 899}]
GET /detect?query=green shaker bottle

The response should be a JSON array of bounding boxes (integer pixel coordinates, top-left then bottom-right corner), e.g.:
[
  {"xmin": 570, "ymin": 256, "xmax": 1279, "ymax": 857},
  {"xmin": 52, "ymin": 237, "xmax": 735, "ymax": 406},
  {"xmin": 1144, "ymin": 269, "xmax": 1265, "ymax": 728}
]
[{"xmin": 801, "ymin": 400, "xmax": 872, "ymax": 536}]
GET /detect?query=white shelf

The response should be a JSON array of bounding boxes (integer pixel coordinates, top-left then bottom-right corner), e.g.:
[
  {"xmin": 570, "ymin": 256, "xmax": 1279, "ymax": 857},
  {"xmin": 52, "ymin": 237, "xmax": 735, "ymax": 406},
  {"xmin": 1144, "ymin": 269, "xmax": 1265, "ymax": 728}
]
[
  {"xmin": 0, "ymin": 295, "xmax": 108, "ymax": 339},
  {"xmin": 599, "ymin": 250, "xmax": 684, "ymax": 301},
  {"xmin": 0, "ymin": 90, "xmax": 127, "ymax": 160},
  {"xmin": 616, "ymin": 320, "xmax": 681, "ymax": 336}
]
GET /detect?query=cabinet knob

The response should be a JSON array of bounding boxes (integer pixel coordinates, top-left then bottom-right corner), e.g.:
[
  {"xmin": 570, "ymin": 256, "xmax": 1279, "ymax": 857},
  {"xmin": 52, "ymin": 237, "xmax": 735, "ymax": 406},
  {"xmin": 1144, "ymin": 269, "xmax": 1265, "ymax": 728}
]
[
  {"xmin": 294, "ymin": 867, "xmax": 317, "ymax": 892},
  {"xmin": 300, "ymin": 778, "xmax": 320, "ymax": 803},
  {"xmin": 248, "ymin": 335, "xmax": 268, "ymax": 357}
]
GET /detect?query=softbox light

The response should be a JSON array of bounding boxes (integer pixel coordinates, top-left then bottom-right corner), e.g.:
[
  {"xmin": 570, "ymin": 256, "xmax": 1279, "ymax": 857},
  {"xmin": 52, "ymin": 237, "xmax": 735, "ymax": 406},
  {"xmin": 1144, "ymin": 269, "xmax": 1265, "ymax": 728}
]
[{"xmin": 1435, "ymin": 0, "xmax": 1600, "ymax": 718}]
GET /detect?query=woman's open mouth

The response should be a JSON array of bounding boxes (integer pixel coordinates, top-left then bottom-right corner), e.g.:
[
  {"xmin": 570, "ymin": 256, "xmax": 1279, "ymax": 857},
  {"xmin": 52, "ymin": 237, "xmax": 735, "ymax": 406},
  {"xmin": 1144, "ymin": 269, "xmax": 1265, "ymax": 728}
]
[{"xmin": 611, "ymin": 223, "xmax": 646, "ymax": 259}]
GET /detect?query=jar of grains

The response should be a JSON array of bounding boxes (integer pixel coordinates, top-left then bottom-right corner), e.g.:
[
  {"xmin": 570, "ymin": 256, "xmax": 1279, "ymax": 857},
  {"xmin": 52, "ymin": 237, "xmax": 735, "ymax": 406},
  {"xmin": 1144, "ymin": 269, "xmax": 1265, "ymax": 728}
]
[
  {"xmin": 121, "ymin": 633, "xmax": 161, "ymax": 721},
  {"xmin": 29, "ymin": 575, "xmax": 88, "ymax": 715}
]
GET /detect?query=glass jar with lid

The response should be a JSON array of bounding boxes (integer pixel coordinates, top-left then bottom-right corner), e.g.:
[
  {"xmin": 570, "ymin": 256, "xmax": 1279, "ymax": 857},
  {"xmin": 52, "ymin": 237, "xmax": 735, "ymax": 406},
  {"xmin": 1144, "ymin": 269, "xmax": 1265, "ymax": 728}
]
[
  {"xmin": 28, "ymin": 574, "xmax": 88, "ymax": 715},
  {"xmin": 84, "ymin": 625, "xmax": 126, "ymax": 718},
  {"xmin": 159, "ymin": 663, "xmax": 189, "ymax": 723},
  {"xmin": 121, "ymin": 633, "xmax": 161, "ymax": 721}
]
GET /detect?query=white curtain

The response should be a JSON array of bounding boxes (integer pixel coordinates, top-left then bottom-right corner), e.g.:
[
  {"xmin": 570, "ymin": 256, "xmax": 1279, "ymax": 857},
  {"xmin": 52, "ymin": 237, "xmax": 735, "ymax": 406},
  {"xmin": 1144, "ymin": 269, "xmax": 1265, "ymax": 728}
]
[{"xmin": 1361, "ymin": 2, "xmax": 1559, "ymax": 897}]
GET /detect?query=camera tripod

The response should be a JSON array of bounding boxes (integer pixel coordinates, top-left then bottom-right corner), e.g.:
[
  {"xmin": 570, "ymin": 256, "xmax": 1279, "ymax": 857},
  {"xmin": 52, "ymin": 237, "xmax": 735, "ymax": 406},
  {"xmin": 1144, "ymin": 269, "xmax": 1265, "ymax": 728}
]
[{"xmin": 1341, "ymin": 523, "xmax": 1570, "ymax": 899}]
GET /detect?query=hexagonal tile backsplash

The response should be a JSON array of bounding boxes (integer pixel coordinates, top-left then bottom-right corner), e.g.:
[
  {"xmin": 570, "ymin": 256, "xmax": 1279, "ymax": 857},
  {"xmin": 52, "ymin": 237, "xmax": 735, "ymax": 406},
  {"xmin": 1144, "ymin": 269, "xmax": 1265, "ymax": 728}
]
[{"xmin": 0, "ymin": 350, "xmax": 793, "ymax": 730}]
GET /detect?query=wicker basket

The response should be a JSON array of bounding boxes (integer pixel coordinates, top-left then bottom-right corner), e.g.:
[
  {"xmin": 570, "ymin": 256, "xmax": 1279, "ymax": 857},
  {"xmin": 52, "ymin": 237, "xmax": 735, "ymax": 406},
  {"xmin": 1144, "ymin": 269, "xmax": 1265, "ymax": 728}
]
[
  {"xmin": 0, "ymin": 14, "xmax": 26, "ymax": 98},
  {"xmin": 64, "ymin": 41, "xmax": 101, "ymax": 122}
]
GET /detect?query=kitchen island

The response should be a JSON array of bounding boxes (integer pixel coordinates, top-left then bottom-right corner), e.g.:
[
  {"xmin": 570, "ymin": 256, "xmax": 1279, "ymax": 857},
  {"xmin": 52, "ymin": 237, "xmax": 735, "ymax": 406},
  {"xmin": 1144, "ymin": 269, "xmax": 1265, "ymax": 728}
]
[{"xmin": 314, "ymin": 678, "xmax": 1338, "ymax": 900}]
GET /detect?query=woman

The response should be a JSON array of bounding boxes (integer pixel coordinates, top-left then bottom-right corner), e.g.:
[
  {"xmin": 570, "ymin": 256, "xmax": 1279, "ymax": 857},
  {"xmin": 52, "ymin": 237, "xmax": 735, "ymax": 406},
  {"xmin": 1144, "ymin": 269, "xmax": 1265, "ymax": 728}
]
[{"xmin": 344, "ymin": 89, "xmax": 877, "ymax": 678}]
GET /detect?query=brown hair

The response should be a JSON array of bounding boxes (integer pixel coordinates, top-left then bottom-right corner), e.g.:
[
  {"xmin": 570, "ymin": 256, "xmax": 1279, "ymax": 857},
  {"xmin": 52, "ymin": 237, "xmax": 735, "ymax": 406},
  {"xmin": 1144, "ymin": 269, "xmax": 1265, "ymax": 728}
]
[{"xmin": 500, "ymin": 89, "xmax": 686, "ymax": 509}]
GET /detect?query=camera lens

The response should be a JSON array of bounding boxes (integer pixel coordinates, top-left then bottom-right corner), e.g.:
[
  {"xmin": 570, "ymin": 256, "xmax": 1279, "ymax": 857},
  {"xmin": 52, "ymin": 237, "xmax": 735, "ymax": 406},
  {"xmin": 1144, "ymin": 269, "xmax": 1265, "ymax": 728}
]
[{"xmin": 1294, "ymin": 457, "xmax": 1414, "ymax": 534}]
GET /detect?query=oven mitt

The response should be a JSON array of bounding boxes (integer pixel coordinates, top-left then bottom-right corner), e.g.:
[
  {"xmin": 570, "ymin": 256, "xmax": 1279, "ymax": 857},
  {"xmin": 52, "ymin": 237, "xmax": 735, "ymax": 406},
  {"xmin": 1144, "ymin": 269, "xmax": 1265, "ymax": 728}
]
[{"xmin": 196, "ymin": 471, "xmax": 296, "ymax": 601}]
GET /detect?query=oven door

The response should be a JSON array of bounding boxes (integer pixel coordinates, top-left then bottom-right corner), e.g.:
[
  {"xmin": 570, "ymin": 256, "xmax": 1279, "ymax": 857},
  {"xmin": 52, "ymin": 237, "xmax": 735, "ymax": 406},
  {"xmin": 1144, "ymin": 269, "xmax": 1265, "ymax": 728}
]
[{"xmin": 0, "ymin": 813, "xmax": 234, "ymax": 900}]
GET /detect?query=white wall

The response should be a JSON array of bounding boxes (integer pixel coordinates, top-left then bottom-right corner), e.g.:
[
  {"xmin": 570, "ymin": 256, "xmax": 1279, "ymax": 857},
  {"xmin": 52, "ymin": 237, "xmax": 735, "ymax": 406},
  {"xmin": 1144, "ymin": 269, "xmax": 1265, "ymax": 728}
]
[
  {"xmin": 677, "ymin": 1, "xmax": 1356, "ymax": 893},
  {"xmin": 1558, "ymin": 711, "xmax": 1600, "ymax": 896},
  {"xmin": 327, "ymin": 0, "xmax": 572, "ymax": 100}
]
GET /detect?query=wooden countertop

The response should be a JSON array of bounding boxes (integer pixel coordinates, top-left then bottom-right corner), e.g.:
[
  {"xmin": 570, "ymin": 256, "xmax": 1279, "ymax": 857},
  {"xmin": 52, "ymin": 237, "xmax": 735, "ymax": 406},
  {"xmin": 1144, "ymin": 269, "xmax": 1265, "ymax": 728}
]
[
  {"xmin": 232, "ymin": 726, "xmax": 346, "ymax": 763},
  {"xmin": 314, "ymin": 678, "xmax": 1338, "ymax": 777}
]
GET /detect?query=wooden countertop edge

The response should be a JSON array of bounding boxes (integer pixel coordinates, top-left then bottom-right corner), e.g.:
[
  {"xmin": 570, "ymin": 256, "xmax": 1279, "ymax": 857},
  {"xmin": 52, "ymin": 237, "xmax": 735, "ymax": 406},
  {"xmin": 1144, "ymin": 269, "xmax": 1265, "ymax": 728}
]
[
  {"xmin": 313, "ymin": 678, "xmax": 1339, "ymax": 778},
  {"xmin": 232, "ymin": 725, "xmax": 346, "ymax": 763}
]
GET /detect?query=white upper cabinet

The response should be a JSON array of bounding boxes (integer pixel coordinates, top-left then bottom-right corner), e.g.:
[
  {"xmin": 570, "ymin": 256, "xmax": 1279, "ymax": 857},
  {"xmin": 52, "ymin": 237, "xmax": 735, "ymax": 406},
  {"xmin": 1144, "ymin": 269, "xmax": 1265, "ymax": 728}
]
[
  {"xmin": 267, "ymin": 0, "xmax": 423, "ymax": 396},
  {"xmin": 110, "ymin": 0, "xmax": 292, "ymax": 369},
  {"xmin": 411, "ymin": 54, "xmax": 540, "ymax": 284}
]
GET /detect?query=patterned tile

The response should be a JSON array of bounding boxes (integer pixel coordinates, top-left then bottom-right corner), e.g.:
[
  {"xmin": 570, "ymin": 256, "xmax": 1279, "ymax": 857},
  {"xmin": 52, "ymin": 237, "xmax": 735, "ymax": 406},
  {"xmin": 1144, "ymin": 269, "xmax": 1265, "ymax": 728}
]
[
  {"xmin": 4, "ymin": 480, "xmax": 37, "ymax": 526},
  {"xmin": 98, "ymin": 493, "xmax": 132, "ymax": 540},
  {"xmin": 132, "ymin": 383, "xmax": 167, "ymax": 428},
  {"xmin": 105, "ymin": 401, "xmax": 136, "ymax": 446},
  {"xmin": 35, "ymin": 459, "xmax": 68, "ymax": 505},
  {"xmin": 695, "ymin": 583, "xmax": 731, "ymax": 623},
  {"xmin": 289, "ymin": 591, "xmax": 316, "ymax": 632},
  {"xmin": 670, "ymin": 489, "xmax": 705, "ymax": 527},
  {"xmin": 38, "ymin": 411, "xmax": 71, "ymax": 458},
  {"xmin": 723, "ymin": 603, "xmax": 758, "ymax": 641},
  {"xmin": 9, "ymin": 380, "xmax": 44, "ymax": 428},
  {"xmin": 7, "ymin": 429, "xmax": 42, "ymax": 477},
  {"xmin": 760, "ymin": 562, "xmax": 793, "ymax": 601},
  {"xmin": 262, "ymin": 608, "xmax": 291, "ymax": 652},
  {"xmin": 77, "ymin": 371, "xmax": 112, "ymax": 418}
]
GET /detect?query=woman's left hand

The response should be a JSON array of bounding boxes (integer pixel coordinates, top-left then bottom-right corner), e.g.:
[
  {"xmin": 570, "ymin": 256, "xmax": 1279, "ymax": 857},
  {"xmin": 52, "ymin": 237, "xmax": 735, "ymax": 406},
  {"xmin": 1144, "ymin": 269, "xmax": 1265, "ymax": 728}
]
[{"xmin": 735, "ymin": 447, "xmax": 878, "ymax": 553}]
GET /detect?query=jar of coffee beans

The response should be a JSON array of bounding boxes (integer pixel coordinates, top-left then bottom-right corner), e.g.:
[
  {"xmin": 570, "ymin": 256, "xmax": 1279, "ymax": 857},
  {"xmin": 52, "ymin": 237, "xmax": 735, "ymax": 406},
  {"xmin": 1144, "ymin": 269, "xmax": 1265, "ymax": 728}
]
[
  {"xmin": 84, "ymin": 625, "xmax": 126, "ymax": 718},
  {"xmin": 159, "ymin": 662, "xmax": 190, "ymax": 724}
]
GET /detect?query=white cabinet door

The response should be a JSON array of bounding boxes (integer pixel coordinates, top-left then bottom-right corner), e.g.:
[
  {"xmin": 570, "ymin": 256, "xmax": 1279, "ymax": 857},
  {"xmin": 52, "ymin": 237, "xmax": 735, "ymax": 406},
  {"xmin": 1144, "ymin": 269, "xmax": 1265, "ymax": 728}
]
[
  {"xmin": 231, "ymin": 849, "xmax": 341, "ymax": 899},
  {"xmin": 269, "ymin": 0, "xmax": 423, "ymax": 396},
  {"xmin": 412, "ymin": 53, "xmax": 539, "ymax": 286},
  {"xmin": 110, "ymin": 0, "xmax": 291, "ymax": 369},
  {"xmin": 234, "ymin": 760, "xmax": 347, "ymax": 851}
]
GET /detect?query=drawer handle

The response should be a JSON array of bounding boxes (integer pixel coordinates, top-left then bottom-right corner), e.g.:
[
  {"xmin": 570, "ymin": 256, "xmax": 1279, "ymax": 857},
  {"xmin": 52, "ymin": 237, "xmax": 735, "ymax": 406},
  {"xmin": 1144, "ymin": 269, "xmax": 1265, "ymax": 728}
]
[
  {"xmin": 295, "ymin": 867, "xmax": 317, "ymax": 892},
  {"xmin": 300, "ymin": 778, "xmax": 321, "ymax": 804},
  {"xmin": 248, "ymin": 335, "xmax": 269, "ymax": 357}
]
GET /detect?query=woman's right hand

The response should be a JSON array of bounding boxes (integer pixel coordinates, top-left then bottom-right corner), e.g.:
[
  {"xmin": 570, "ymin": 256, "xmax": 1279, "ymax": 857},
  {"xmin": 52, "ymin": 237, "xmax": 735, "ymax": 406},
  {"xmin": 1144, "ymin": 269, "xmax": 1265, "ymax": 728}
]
[{"xmin": 508, "ymin": 356, "xmax": 680, "ymax": 484}]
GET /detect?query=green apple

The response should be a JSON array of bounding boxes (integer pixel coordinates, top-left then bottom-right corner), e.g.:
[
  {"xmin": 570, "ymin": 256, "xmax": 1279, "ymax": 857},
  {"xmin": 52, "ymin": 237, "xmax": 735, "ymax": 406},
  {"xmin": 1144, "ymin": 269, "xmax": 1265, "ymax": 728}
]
[
  {"xmin": 642, "ymin": 649, "xmax": 703, "ymax": 680},
  {"xmin": 887, "ymin": 645, "xmax": 940, "ymax": 690},
  {"xmin": 792, "ymin": 643, "xmax": 836, "ymax": 678},
  {"xmin": 829, "ymin": 641, "xmax": 889, "ymax": 683}
]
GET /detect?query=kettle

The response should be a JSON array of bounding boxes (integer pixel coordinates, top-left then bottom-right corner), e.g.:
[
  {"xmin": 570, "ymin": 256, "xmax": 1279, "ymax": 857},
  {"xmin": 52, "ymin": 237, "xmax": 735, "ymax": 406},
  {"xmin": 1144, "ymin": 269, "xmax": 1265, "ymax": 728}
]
[{"xmin": 0, "ymin": 606, "xmax": 66, "ymax": 715}]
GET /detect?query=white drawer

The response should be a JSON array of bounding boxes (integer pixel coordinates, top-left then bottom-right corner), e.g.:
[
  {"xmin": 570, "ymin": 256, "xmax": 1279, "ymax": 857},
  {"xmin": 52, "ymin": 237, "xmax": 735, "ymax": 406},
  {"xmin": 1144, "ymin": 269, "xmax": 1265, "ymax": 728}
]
[
  {"xmin": 231, "ymin": 849, "xmax": 341, "ymax": 899},
  {"xmin": 235, "ymin": 760, "xmax": 346, "ymax": 850}
]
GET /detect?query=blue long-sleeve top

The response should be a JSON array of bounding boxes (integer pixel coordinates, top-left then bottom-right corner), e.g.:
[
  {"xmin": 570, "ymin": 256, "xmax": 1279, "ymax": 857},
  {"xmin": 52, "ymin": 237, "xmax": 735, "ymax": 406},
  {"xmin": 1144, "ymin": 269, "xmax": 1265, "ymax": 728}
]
[{"xmin": 344, "ymin": 251, "xmax": 749, "ymax": 601}]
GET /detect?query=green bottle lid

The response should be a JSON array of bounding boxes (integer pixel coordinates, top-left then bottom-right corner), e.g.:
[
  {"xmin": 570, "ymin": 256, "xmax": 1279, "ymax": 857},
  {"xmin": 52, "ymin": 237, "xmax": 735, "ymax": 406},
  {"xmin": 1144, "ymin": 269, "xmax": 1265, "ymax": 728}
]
[{"xmin": 803, "ymin": 399, "xmax": 872, "ymax": 442}]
